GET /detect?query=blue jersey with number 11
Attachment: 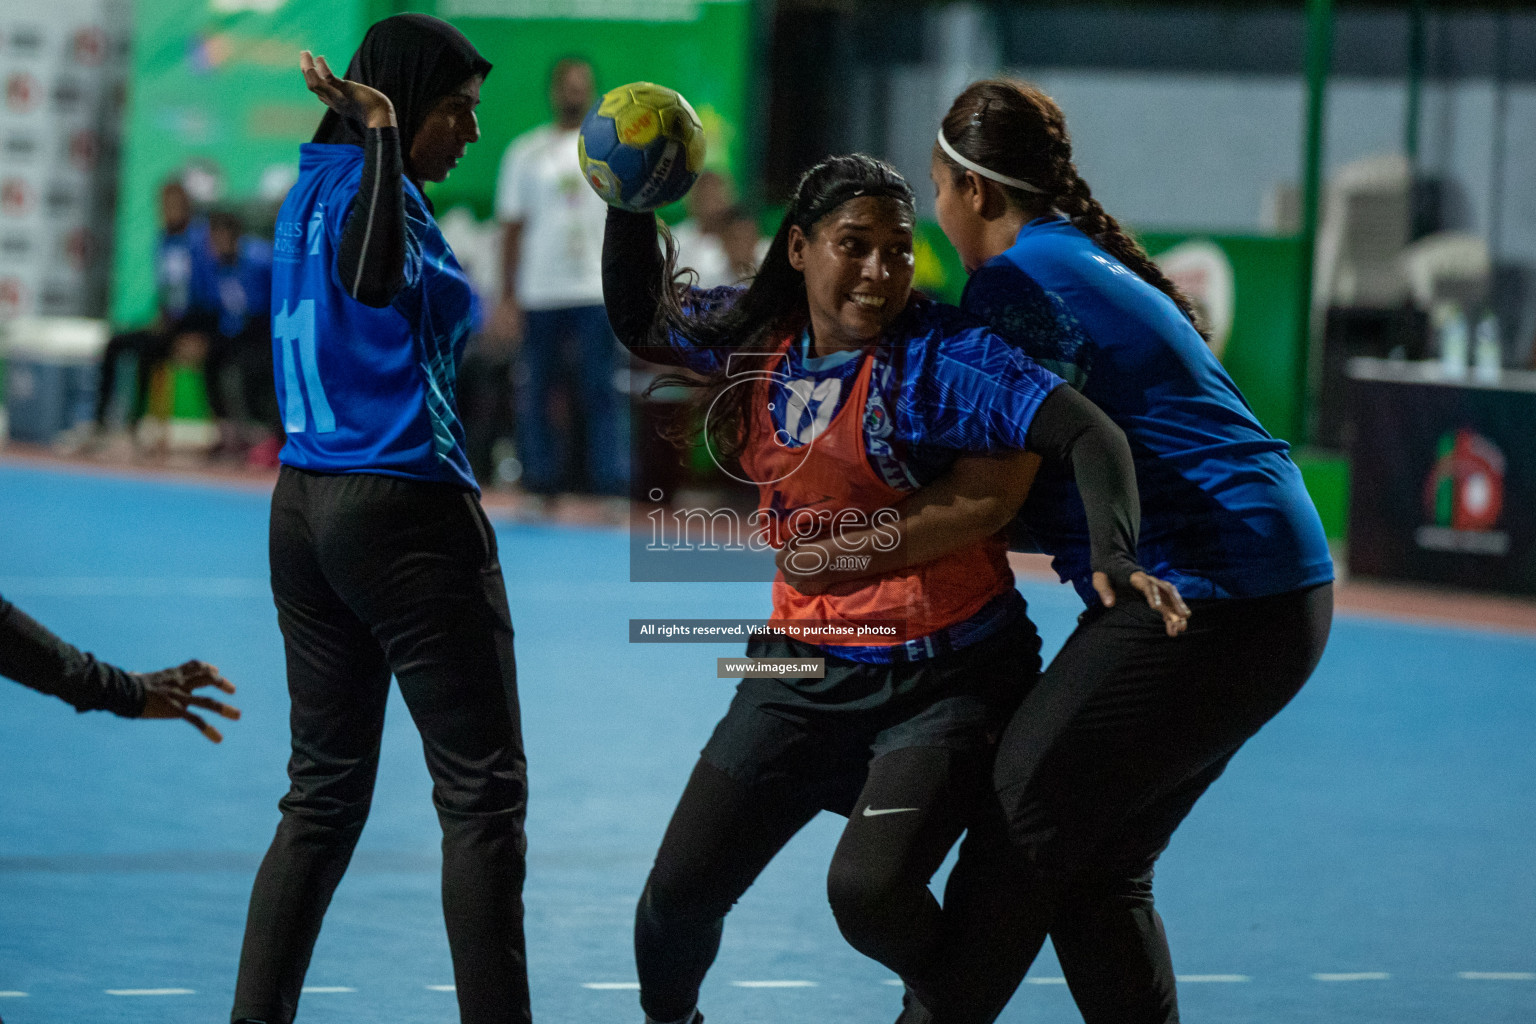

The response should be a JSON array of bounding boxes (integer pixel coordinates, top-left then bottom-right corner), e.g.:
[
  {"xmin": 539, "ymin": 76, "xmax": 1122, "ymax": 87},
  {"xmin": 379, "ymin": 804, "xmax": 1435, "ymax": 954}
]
[{"xmin": 270, "ymin": 142, "xmax": 478, "ymax": 491}]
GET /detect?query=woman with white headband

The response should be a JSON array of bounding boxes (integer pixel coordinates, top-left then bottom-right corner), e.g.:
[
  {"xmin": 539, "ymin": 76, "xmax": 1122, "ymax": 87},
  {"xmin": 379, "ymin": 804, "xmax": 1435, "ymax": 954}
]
[
  {"xmin": 789, "ymin": 79, "xmax": 1334, "ymax": 1024},
  {"xmin": 603, "ymin": 152, "xmax": 1194, "ymax": 1024}
]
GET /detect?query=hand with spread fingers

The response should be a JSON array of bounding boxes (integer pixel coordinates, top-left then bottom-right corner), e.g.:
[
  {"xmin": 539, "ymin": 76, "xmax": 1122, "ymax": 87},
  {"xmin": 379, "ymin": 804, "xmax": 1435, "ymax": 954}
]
[
  {"xmin": 137, "ymin": 660, "xmax": 241, "ymax": 744},
  {"xmin": 1092, "ymin": 570, "xmax": 1192, "ymax": 637},
  {"xmin": 299, "ymin": 49, "xmax": 396, "ymax": 130}
]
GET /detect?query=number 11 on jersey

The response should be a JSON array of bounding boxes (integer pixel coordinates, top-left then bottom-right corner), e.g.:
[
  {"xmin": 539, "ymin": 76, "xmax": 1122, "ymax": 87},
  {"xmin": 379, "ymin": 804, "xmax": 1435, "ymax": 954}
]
[{"xmin": 274, "ymin": 299, "xmax": 336, "ymax": 434}]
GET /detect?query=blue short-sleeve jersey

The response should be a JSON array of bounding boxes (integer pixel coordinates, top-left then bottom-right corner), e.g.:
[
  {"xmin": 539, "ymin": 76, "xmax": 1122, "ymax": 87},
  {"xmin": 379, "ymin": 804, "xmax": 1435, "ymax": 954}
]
[
  {"xmin": 157, "ymin": 221, "xmax": 212, "ymax": 322},
  {"xmin": 661, "ymin": 291, "xmax": 1062, "ymax": 490},
  {"xmin": 192, "ymin": 238, "xmax": 273, "ymax": 338},
  {"xmin": 966, "ymin": 216, "xmax": 1333, "ymax": 601},
  {"xmin": 270, "ymin": 143, "xmax": 478, "ymax": 491}
]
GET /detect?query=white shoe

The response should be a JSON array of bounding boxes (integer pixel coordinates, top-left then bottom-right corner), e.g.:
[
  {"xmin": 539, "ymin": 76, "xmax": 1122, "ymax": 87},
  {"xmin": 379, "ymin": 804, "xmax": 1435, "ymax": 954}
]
[{"xmin": 51, "ymin": 421, "xmax": 101, "ymax": 456}]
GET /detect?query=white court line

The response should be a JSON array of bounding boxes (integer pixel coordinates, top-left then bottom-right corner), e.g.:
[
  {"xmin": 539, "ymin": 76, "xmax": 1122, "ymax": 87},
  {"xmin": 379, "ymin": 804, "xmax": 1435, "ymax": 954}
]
[
  {"xmin": 1312, "ymin": 972, "xmax": 1390, "ymax": 982},
  {"xmin": 105, "ymin": 988, "xmax": 196, "ymax": 995},
  {"xmin": 302, "ymin": 986, "xmax": 356, "ymax": 993},
  {"xmin": 582, "ymin": 982, "xmax": 641, "ymax": 990},
  {"xmin": 0, "ymin": 576, "xmax": 268, "ymax": 598},
  {"xmin": 730, "ymin": 980, "xmax": 817, "ymax": 988},
  {"xmin": 882, "ymin": 979, "xmax": 904, "ymax": 986},
  {"xmin": 1459, "ymin": 972, "xmax": 1535, "ymax": 981},
  {"xmin": 425, "ymin": 984, "xmax": 457, "ymax": 991},
  {"xmin": 1024, "ymin": 977, "xmax": 1068, "ymax": 984},
  {"xmin": 1178, "ymin": 974, "xmax": 1250, "ymax": 983},
  {"xmin": 0, "ymin": 991, "xmax": 28, "ymax": 997}
]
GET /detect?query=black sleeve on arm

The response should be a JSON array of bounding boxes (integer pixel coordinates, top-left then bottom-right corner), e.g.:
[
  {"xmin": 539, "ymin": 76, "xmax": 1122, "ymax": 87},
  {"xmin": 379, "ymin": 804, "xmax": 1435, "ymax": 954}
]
[
  {"xmin": 1024, "ymin": 385, "xmax": 1144, "ymax": 589},
  {"xmin": 335, "ymin": 126, "xmax": 407, "ymax": 308},
  {"xmin": 0, "ymin": 595, "xmax": 145, "ymax": 717},
  {"xmin": 602, "ymin": 206, "xmax": 690, "ymax": 366}
]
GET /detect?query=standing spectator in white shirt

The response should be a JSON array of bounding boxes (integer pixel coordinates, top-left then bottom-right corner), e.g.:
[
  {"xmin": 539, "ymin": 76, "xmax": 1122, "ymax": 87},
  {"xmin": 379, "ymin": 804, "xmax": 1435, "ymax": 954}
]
[
  {"xmin": 667, "ymin": 170, "xmax": 736, "ymax": 290},
  {"xmin": 670, "ymin": 171, "xmax": 768, "ymax": 290},
  {"xmin": 493, "ymin": 57, "xmax": 627, "ymax": 497}
]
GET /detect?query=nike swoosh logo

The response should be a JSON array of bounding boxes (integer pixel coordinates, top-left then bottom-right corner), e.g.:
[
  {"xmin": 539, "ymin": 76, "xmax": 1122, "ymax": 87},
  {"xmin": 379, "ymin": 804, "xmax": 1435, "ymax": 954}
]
[{"xmin": 862, "ymin": 806, "xmax": 920, "ymax": 817}]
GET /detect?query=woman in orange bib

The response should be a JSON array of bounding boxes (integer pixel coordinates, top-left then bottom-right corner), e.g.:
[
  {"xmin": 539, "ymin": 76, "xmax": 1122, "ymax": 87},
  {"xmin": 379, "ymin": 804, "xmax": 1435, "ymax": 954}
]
[{"xmin": 601, "ymin": 154, "xmax": 1186, "ymax": 1024}]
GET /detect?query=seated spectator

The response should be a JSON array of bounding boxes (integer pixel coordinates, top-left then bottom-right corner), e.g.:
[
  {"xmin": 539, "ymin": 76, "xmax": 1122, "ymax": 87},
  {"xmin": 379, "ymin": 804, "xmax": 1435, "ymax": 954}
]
[
  {"xmin": 192, "ymin": 209, "xmax": 278, "ymax": 464},
  {"xmin": 62, "ymin": 179, "xmax": 213, "ymax": 455}
]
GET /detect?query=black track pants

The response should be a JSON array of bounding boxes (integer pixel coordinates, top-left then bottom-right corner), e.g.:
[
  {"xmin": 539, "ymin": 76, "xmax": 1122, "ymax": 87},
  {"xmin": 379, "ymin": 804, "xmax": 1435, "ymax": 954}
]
[
  {"xmin": 914, "ymin": 583, "xmax": 1333, "ymax": 1024},
  {"xmin": 636, "ymin": 744, "xmax": 989, "ymax": 1023},
  {"xmin": 231, "ymin": 468, "xmax": 529, "ymax": 1024}
]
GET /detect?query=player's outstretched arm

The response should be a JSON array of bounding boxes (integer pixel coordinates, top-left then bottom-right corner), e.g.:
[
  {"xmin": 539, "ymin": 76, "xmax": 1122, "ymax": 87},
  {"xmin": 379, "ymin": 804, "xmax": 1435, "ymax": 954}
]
[
  {"xmin": 777, "ymin": 450, "xmax": 1041, "ymax": 589},
  {"xmin": 1, "ymin": 594, "xmax": 241, "ymax": 739},
  {"xmin": 780, "ymin": 386, "xmax": 1190, "ymax": 636},
  {"xmin": 137, "ymin": 661, "xmax": 241, "ymax": 744}
]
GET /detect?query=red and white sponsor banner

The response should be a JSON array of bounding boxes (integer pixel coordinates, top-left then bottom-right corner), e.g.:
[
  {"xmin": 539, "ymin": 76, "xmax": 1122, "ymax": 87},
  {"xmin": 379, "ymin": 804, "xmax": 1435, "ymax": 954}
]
[{"xmin": 0, "ymin": 1, "xmax": 127, "ymax": 318}]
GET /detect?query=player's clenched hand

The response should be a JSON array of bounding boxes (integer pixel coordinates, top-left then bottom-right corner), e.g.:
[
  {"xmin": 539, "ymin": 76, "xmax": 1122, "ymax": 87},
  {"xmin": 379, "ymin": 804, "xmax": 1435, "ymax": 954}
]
[
  {"xmin": 137, "ymin": 660, "xmax": 241, "ymax": 744},
  {"xmin": 1092, "ymin": 570, "xmax": 1191, "ymax": 638},
  {"xmin": 300, "ymin": 50, "xmax": 396, "ymax": 130}
]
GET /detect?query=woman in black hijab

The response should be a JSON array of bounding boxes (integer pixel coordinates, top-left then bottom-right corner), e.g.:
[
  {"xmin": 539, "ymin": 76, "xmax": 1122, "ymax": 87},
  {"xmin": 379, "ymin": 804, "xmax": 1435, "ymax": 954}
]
[{"xmin": 230, "ymin": 17, "xmax": 531, "ymax": 1024}]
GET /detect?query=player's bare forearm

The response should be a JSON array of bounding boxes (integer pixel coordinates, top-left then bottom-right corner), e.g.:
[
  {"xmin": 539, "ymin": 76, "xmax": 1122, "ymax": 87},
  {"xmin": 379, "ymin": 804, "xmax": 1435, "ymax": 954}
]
[
  {"xmin": 778, "ymin": 450, "xmax": 1041, "ymax": 592},
  {"xmin": 877, "ymin": 450, "xmax": 1039, "ymax": 567}
]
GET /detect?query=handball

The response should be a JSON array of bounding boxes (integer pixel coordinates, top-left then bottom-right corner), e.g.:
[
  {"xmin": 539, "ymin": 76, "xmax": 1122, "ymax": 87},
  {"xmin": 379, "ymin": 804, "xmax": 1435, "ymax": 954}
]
[{"xmin": 578, "ymin": 82, "xmax": 705, "ymax": 212}]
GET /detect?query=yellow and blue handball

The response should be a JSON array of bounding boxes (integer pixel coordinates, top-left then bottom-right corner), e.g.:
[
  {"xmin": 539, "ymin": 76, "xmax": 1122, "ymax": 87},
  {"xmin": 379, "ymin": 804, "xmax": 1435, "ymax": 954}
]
[{"xmin": 578, "ymin": 82, "xmax": 705, "ymax": 212}]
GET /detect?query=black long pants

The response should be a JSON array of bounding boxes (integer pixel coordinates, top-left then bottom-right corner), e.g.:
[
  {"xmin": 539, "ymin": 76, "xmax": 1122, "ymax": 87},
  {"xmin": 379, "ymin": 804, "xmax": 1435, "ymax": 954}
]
[
  {"xmin": 232, "ymin": 468, "xmax": 529, "ymax": 1024},
  {"xmin": 94, "ymin": 328, "xmax": 170, "ymax": 427},
  {"xmin": 636, "ymin": 743, "xmax": 990, "ymax": 1023},
  {"xmin": 457, "ymin": 346, "xmax": 515, "ymax": 486},
  {"xmin": 206, "ymin": 324, "xmax": 277, "ymax": 427},
  {"xmin": 915, "ymin": 583, "xmax": 1333, "ymax": 1024}
]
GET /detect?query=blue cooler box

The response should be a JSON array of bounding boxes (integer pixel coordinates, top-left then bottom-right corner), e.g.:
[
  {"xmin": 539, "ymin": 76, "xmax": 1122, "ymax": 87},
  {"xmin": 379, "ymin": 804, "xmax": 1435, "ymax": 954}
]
[{"xmin": 1, "ymin": 317, "xmax": 108, "ymax": 444}]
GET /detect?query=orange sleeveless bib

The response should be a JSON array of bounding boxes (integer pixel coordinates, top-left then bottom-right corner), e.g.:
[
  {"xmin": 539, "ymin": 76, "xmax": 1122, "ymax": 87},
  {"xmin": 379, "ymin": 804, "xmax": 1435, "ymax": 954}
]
[{"xmin": 736, "ymin": 337, "xmax": 1013, "ymax": 648}]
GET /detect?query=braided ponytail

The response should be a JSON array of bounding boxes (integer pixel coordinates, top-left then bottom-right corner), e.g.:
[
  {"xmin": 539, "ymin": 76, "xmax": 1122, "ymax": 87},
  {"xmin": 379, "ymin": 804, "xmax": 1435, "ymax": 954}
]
[
  {"xmin": 1054, "ymin": 168, "xmax": 1207, "ymax": 338},
  {"xmin": 937, "ymin": 79, "xmax": 1207, "ymax": 340}
]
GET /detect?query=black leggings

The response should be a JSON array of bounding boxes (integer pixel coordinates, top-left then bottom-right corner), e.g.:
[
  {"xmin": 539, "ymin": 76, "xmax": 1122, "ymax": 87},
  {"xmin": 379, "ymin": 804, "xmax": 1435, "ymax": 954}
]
[
  {"xmin": 915, "ymin": 582, "xmax": 1333, "ymax": 1024},
  {"xmin": 232, "ymin": 468, "xmax": 529, "ymax": 1024},
  {"xmin": 636, "ymin": 743, "xmax": 990, "ymax": 1022}
]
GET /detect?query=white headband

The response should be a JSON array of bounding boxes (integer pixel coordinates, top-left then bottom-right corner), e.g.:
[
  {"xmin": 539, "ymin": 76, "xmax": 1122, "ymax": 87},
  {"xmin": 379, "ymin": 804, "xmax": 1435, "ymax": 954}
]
[{"xmin": 936, "ymin": 129, "xmax": 1046, "ymax": 195}]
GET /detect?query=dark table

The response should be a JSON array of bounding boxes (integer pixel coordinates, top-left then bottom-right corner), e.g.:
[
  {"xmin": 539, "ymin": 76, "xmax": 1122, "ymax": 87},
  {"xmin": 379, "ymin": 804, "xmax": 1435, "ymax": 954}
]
[{"xmin": 1346, "ymin": 357, "xmax": 1536, "ymax": 596}]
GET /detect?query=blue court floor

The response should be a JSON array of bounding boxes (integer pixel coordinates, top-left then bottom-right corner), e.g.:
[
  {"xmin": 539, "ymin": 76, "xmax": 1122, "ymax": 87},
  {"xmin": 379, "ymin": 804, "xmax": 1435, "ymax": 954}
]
[{"xmin": 0, "ymin": 461, "xmax": 1533, "ymax": 1024}]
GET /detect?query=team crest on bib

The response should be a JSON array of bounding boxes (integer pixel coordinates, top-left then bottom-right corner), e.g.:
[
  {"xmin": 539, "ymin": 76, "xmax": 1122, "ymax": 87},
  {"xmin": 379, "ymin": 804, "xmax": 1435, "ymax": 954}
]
[{"xmin": 864, "ymin": 394, "xmax": 892, "ymax": 439}]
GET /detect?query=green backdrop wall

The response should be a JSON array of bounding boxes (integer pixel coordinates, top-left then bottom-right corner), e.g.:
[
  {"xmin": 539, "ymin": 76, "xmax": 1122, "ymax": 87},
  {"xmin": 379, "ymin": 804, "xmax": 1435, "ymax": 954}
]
[
  {"xmin": 1140, "ymin": 231, "xmax": 1305, "ymax": 445},
  {"xmin": 112, "ymin": 0, "xmax": 754, "ymax": 327},
  {"xmin": 404, "ymin": 0, "xmax": 754, "ymax": 221},
  {"xmin": 111, "ymin": 0, "xmax": 372, "ymax": 327}
]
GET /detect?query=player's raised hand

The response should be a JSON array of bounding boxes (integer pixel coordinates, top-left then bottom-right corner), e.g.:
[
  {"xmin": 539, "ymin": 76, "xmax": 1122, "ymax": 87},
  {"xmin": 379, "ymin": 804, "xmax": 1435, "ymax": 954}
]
[
  {"xmin": 299, "ymin": 50, "xmax": 396, "ymax": 130},
  {"xmin": 137, "ymin": 660, "xmax": 241, "ymax": 744},
  {"xmin": 1093, "ymin": 570, "xmax": 1191, "ymax": 638}
]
